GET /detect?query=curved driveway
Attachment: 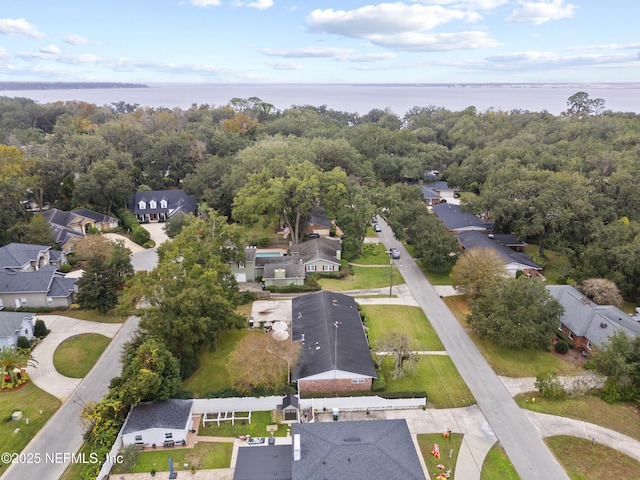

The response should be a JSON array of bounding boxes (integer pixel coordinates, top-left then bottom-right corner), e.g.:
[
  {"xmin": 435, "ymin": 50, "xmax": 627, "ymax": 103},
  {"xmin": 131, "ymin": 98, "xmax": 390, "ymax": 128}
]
[{"xmin": 375, "ymin": 217, "xmax": 570, "ymax": 480}]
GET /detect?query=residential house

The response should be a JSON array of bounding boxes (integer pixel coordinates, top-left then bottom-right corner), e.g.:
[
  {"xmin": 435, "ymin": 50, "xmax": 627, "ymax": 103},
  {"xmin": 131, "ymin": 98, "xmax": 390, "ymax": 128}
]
[
  {"xmin": 42, "ymin": 208, "xmax": 118, "ymax": 252},
  {"xmin": 264, "ymin": 259, "xmax": 306, "ymax": 288},
  {"xmin": 420, "ymin": 181, "xmax": 460, "ymax": 206},
  {"xmin": 233, "ymin": 419, "xmax": 425, "ymax": 480},
  {"xmin": 432, "ymin": 203, "xmax": 493, "ymax": 234},
  {"xmin": 307, "ymin": 206, "xmax": 342, "ymax": 238},
  {"xmin": 290, "ymin": 237, "xmax": 342, "ymax": 274},
  {"xmin": 291, "ymin": 291, "xmax": 376, "ymax": 395},
  {"xmin": 121, "ymin": 399, "xmax": 194, "ymax": 448},
  {"xmin": 0, "ymin": 312, "xmax": 35, "ymax": 349},
  {"xmin": 230, "ymin": 246, "xmax": 258, "ymax": 283},
  {"xmin": 547, "ymin": 285, "xmax": 640, "ymax": 351},
  {"xmin": 0, "ymin": 243, "xmax": 67, "ymax": 273},
  {"xmin": 457, "ymin": 231, "xmax": 542, "ymax": 277},
  {"xmin": 128, "ymin": 189, "xmax": 197, "ymax": 223},
  {"xmin": 0, "ymin": 266, "xmax": 77, "ymax": 310}
]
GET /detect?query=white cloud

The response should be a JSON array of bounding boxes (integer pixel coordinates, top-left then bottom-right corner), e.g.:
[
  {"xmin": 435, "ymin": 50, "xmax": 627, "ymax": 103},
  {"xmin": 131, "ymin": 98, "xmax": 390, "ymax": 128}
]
[
  {"xmin": 0, "ymin": 18, "xmax": 45, "ymax": 39},
  {"xmin": 0, "ymin": 47, "xmax": 8, "ymax": 59},
  {"xmin": 369, "ymin": 31, "xmax": 500, "ymax": 51},
  {"xmin": 236, "ymin": 0, "xmax": 274, "ymax": 9},
  {"xmin": 188, "ymin": 0, "xmax": 221, "ymax": 7},
  {"xmin": 64, "ymin": 34, "xmax": 91, "ymax": 45},
  {"xmin": 40, "ymin": 44, "xmax": 60, "ymax": 55},
  {"xmin": 411, "ymin": 0, "xmax": 508, "ymax": 8},
  {"xmin": 306, "ymin": 4, "xmax": 476, "ymax": 37},
  {"xmin": 261, "ymin": 46, "xmax": 396, "ymax": 62},
  {"xmin": 266, "ymin": 61, "xmax": 302, "ymax": 70},
  {"xmin": 506, "ymin": 1, "xmax": 576, "ymax": 25}
]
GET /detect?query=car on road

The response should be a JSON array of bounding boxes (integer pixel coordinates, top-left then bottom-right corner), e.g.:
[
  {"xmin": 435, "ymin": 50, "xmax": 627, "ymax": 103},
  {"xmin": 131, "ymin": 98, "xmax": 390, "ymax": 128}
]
[
  {"xmin": 374, "ymin": 223, "xmax": 382, "ymax": 232},
  {"xmin": 389, "ymin": 248, "xmax": 400, "ymax": 259}
]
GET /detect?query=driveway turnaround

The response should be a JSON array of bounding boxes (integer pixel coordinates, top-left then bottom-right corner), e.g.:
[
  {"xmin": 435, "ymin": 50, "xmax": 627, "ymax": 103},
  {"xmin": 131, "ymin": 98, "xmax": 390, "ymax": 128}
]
[
  {"xmin": 375, "ymin": 217, "xmax": 570, "ymax": 480},
  {"xmin": 4, "ymin": 316, "xmax": 140, "ymax": 480},
  {"xmin": 27, "ymin": 315, "xmax": 122, "ymax": 400}
]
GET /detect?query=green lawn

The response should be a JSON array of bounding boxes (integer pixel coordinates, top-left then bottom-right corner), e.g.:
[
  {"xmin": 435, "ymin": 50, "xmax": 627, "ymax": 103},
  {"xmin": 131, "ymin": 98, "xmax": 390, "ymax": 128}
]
[
  {"xmin": 362, "ymin": 305, "xmax": 444, "ymax": 351},
  {"xmin": 382, "ymin": 355, "xmax": 474, "ymax": 408},
  {"xmin": 41, "ymin": 309, "xmax": 126, "ymax": 323},
  {"xmin": 480, "ymin": 443, "xmax": 519, "ymax": 480},
  {"xmin": 352, "ymin": 243, "xmax": 392, "ymax": 265},
  {"xmin": 181, "ymin": 329, "xmax": 261, "ymax": 396},
  {"xmin": 524, "ymin": 244, "xmax": 571, "ymax": 285},
  {"xmin": 547, "ymin": 435, "xmax": 640, "ymax": 480},
  {"xmin": 118, "ymin": 442, "xmax": 233, "ymax": 473},
  {"xmin": 318, "ymin": 265, "xmax": 404, "ymax": 291},
  {"xmin": 516, "ymin": 393, "xmax": 640, "ymax": 442},
  {"xmin": 443, "ymin": 295, "xmax": 583, "ymax": 377},
  {"xmin": 418, "ymin": 432, "xmax": 463, "ymax": 479},
  {"xmin": 0, "ymin": 382, "xmax": 60, "ymax": 466},
  {"xmin": 198, "ymin": 410, "xmax": 288, "ymax": 438},
  {"xmin": 53, "ymin": 334, "xmax": 111, "ymax": 378}
]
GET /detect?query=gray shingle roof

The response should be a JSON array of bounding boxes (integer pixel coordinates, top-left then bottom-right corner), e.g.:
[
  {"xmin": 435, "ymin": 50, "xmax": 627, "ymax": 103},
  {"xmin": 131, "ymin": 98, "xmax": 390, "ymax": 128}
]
[
  {"xmin": 420, "ymin": 185, "xmax": 442, "ymax": 200},
  {"xmin": 292, "ymin": 419, "xmax": 425, "ymax": 480},
  {"xmin": 234, "ymin": 445, "xmax": 292, "ymax": 480},
  {"xmin": 41, "ymin": 208, "xmax": 81, "ymax": 228},
  {"xmin": 0, "ymin": 312, "xmax": 34, "ymax": 337},
  {"xmin": 291, "ymin": 291, "xmax": 376, "ymax": 381},
  {"xmin": 72, "ymin": 208, "xmax": 118, "ymax": 225},
  {"xmin": 128, "ymin": 190, "xmax": 197, "ymax": 217},
  {"xmin": 290, "ymin": 238, "xmax": 341, "ymax": 266},
  {"xmin": 432, "ymin": 203, "xmax": 493, "ymax": 231},
  {"xmin": 547, "ymin": 285, "xmax": 640, "ymax": 347},
  {"xmin": 264, "ymin": 261, "xmax": 305, "ymax": 280},
  {"xmin": 122, "ymin": 399, "xmax": 193, "ymax": 434},
  {"xmin": 47, "ymin": 223, "xmax": 84, "ymax": 248},
  {"xmin": 0, "ymin": 269, "xmax": 75, "ymax": 297},
  {"xmin": 309, "ymin": 206, "xmax": 331, "ymax": 228},
  {"xmin": 457, "ymin": 231, "xmax": 541, "ymax": 270},
  {"xmin": 0, "ymin": 243, "xmax": 51, "ymax": 271}
]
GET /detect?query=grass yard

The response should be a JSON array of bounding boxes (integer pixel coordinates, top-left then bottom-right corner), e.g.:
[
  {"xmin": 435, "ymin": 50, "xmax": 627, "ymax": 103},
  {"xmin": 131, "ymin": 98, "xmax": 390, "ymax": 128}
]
[
  {"xmin": 0, "ymin": 382, "xmax": 60, "ymax": 464},
  {"xmin": 235, "ymin": 302, "xmax": 254, "ymax": 326},
  {"xmin": 480, "ymin": 443, "xmax": 519, "ymax": 480},
  {"xmin": 352, "ymin": 243, "xmax": 392, "ymax": 265},
  {"xmin": 53, "ymin": 333, "xmax": 111, "ymax": 378},
  {"xmin": 198, "ymin": 410, "xmax": 288, "ymax": 438},
  {"xmin": 181, "ymin": 329, "xmax": 261, "ymax": 396},
  {"xmin": 524, "ymin": 244, "xmax": 571, "ymax": 285},
  {"xmin": 443, "ymin": 295, "xmax": 583, "ymax": 377},
  {"xmin": 121, "ymin": 442, "xmax": 233, "ymax": 473},
  {"xmin": 547, "ymin": 435, "xmax": 640, "ymax": 480},
  {"xmin": 318, "ymin": 265, "xmax": 404, "ymax": 291},
  {"xmin": 381, "ymin": 355, "xmax": 474, "ymax": 408},
  {"xmin": 42, "ymin": 309, "xmax": 126, "ymax": 323},
  {"xmin": 516, "ymin": 393, "xmax": 640, "ymax": 442},
  {"xmin": 417, "ymin": 432, "xmax": 463, "ymax": 479},
  {"xmin": 361, "ymin": 305, "xmax": 444, "ymax": 351}
]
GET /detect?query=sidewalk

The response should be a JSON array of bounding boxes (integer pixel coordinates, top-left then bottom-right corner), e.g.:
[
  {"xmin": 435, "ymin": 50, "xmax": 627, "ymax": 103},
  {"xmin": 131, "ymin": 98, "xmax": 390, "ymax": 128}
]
[{"xmin": 28, "ymin": 315, "xmax": 122, "ymax": 400}]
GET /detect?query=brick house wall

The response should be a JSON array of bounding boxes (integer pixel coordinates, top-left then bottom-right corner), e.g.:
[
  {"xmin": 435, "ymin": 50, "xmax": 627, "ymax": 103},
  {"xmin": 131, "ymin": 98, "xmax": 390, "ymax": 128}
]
[
  {"xmin": 559, "ymin": 325, "xmax": 589, "ymax": 350},
  {"xmin": 299, "ymin": 377, "xmax": 373, "ymax": 395}
]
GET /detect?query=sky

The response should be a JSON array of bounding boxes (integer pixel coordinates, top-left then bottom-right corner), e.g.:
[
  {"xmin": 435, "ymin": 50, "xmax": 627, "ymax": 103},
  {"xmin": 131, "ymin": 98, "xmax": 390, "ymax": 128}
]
[{"xmin": 0, "ymin": 1, "xmax": 638, "ymax": 84}]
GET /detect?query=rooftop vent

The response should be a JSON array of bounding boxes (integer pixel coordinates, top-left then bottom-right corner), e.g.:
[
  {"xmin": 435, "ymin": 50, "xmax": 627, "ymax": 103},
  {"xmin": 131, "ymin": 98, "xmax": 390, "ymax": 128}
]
[
  {"xmin": 332, "ymin": 299, "xmax": 338, "ymax": 306},
  {"xmin": 600, "ymin": 322, "xmax": 608, "ymax": 328}
]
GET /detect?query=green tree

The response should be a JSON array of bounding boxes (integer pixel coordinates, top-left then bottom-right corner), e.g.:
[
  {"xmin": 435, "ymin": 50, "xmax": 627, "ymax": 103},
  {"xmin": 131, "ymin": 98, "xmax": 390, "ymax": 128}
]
[
  {"xmin": 535, "ymin": 371, "xmax": 566, "ymax": 400},
  {"xmin": 594, "ymin": 331, "xmax": 640, "ymax": 402},
  {"xmin": 75, "ymin": 257, "xmax": 119, "ymax": 313},
  {"xmin": 374, "ymin": 332, "xmax": 419, "ymax": 380},
  {"xmin": 0, "ymin": 145, "xmax": 30, "ymax": 244},
  {"xmin": 73, "ymin": 159, "xmax": 133, "ymax": 214},
  {"xmin": 115, "ymin": 335, "xmax": 182, "ymax": 404},
  {"xmin": 467, "ymin": 277, "xmax": 564, "ymax": 350},
  {"xmin": 405, "ymin": 206, "xmax": 459, "ymax": 271},
  {"xmin": 450, "ymin": 247, "xmax": 506, "ymax": 299},
  {"xmin": 0, "ymin": 346, "xmax": 36, "ymax": 387},
  {"xmin": 8, "ymin": 214, "xmax": 56, "ymax": 247}
]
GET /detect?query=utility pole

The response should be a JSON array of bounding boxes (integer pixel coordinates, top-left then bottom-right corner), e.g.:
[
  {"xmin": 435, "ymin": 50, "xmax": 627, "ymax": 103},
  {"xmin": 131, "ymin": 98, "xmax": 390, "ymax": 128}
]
[{"xmin": 386, "ymin": 250, "xmax": 393, "ymax": 296}]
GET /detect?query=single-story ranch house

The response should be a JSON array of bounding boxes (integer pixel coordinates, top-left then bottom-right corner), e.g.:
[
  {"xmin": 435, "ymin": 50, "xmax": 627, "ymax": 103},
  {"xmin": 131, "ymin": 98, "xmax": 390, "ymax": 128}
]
[
  {"xmin": 121, "ymin": 399, "xmax": 194, "ymax": 448},
  {"xmin": 291, "ymin": 291, "xmax": 376, "ymax": 395},
  {"xmin": 547, "ymin": 285, "xmax": 640, "ymax": 351},
  {"xmin": 0, "ymin": 312, "xmax": 35, "ymax": 349}
]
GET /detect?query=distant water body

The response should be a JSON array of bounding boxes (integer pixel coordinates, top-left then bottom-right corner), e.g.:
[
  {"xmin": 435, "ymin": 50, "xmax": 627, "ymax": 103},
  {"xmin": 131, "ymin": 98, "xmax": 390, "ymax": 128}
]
[{"xmin": 3, "ymin": 83, "xmax": 640, "ymax": 116}]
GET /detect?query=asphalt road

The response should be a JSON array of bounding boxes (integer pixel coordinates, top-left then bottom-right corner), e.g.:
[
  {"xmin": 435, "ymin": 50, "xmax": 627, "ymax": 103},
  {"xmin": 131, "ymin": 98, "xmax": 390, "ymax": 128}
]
[
  {"xmin": 375, "ymin": 217, "xmax": 570, "ymax": 480},
  {"xmin": 3, "ymin": 316, "xmax": 140, "ymax": 480}
]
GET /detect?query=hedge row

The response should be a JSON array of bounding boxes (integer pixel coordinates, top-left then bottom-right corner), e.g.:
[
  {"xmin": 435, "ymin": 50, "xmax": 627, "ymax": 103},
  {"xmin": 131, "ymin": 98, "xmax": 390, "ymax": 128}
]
[{"xmin": 117, "ymin": 209, "xmax": 151, "ymax": 246}]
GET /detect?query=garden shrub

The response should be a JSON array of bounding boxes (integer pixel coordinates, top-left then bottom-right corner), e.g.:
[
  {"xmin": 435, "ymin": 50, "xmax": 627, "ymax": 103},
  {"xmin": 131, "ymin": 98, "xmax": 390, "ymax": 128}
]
[
  {"xmin": 34, "ymin": 319, "xmax": 49, "ymax": 338},
  {"xmin": 555, "ymin": 339, "xmax": 569, "ymax": 354},
  {"xmin": 16, "ymin": 336, "xmax": 31, "ymax": 350},
  {"xmin": 555, "ymin": 332, "xmax": 575, "ymax": 349},
  {"xmin": 132, "ymin": 225, "xmax": 150, "ymax": 245},
  {"xmin": 583, "ymin": 360, "xmax": 597, "ymax": 371},
  {"xmin": 535, "ymin": 371, "xmax": 566, "ymax": 400},
  {"xmin": 60, "ymin": 263, "xmax": 72, "ymax": 273}
]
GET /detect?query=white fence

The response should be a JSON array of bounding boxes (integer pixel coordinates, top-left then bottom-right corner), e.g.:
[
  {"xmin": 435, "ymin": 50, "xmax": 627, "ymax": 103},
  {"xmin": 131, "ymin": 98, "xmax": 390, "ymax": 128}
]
[
  {"xmin": 193, "ymin": 395, "xmax": 426, "ymax": 417},
  {"xmin": 95, "ymin": 423, "xmax": 125, "ymax": 480}
]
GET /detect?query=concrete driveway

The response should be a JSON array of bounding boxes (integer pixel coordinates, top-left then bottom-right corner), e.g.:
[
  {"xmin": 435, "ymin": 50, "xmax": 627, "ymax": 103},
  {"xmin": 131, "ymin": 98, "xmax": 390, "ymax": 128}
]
[{"xmin": 28, "ymin": 315, "xmax": 123, "ymax": 401}]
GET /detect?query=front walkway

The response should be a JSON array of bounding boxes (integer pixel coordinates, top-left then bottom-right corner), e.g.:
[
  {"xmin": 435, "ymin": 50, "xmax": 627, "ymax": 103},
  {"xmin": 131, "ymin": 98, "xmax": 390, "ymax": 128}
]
[{"xmin": 28, "ymin": 315, "xmax": 122, "ymax": 400}]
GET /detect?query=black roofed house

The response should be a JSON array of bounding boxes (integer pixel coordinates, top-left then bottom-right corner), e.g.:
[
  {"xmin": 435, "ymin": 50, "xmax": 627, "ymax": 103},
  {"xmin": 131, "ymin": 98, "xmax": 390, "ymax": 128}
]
[
  {"xmin": 420, "ymin": 181, "xmax": 460, "ymax": 207},
  {"xmin": 121, "ymin": 399, "xmax": 194, "ymax": 448},
  {"xmin": 41, "ymin": 207, "xmax": 119, "ymax": 252},
  {"xmin": 457, "ymin": 231, "xmax": 542, "ymax": 278},
  {"xmin": 307, "ymin": 206, "xmax": 343, "ymax": 238},
  {"xmin": 128, "ymin": 189, "xmax": 197, "ymax": 223},
  {"xmin": 0, "ymin": 312, "xmax": 35, "ymax": 349},
  {"xmin": 432, "ymin": 202, "xmax": 493, "ymax": 234},
  {"xmin": 234, "ymin": 444, "xmax": 293, "ymax": 480},
  {"xmin": 292, "ymin": 419, "xmax": 426, "ymax": 480},
  {"xmin": 0, "ymin": 243, "xmax": 67, "ymax": 273},
  {"xmin": 290, "ymin": 237, "xmax": 342, "ymax": 274},
  {"xmin": 292, "ymin": 291, "xmax": 376, "ymax": 395},
  {"xmin": 547, "ymin": 285, "xmax": 640, "ymax": 352}
]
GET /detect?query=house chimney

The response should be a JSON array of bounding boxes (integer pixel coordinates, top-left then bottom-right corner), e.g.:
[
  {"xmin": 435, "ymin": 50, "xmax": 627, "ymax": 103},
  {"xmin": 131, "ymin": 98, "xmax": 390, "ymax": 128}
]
[
  {"xmin": 293, "ymin": 434, "xmax": 301, "ymax": 461},
  {"xmin": 336, "ymin": 250, "xmax": 341, "ymax": 260},
  {"xmin": 332, "ymin": 299, "xmax": 338, "ymax": 306}
]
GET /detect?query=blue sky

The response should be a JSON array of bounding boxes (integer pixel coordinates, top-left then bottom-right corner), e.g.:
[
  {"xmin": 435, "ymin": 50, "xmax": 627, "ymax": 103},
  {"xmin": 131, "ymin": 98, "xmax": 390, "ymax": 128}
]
[{"xmin": 0, "ymin": 1, "xmax": 638, "ymax": 84}]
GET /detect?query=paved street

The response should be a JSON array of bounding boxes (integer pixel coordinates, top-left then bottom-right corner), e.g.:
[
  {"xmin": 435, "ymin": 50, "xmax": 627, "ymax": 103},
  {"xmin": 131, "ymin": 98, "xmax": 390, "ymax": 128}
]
[{"xmin": 375, "ymin": 217, "xmax": 570, "ymax": 480}]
